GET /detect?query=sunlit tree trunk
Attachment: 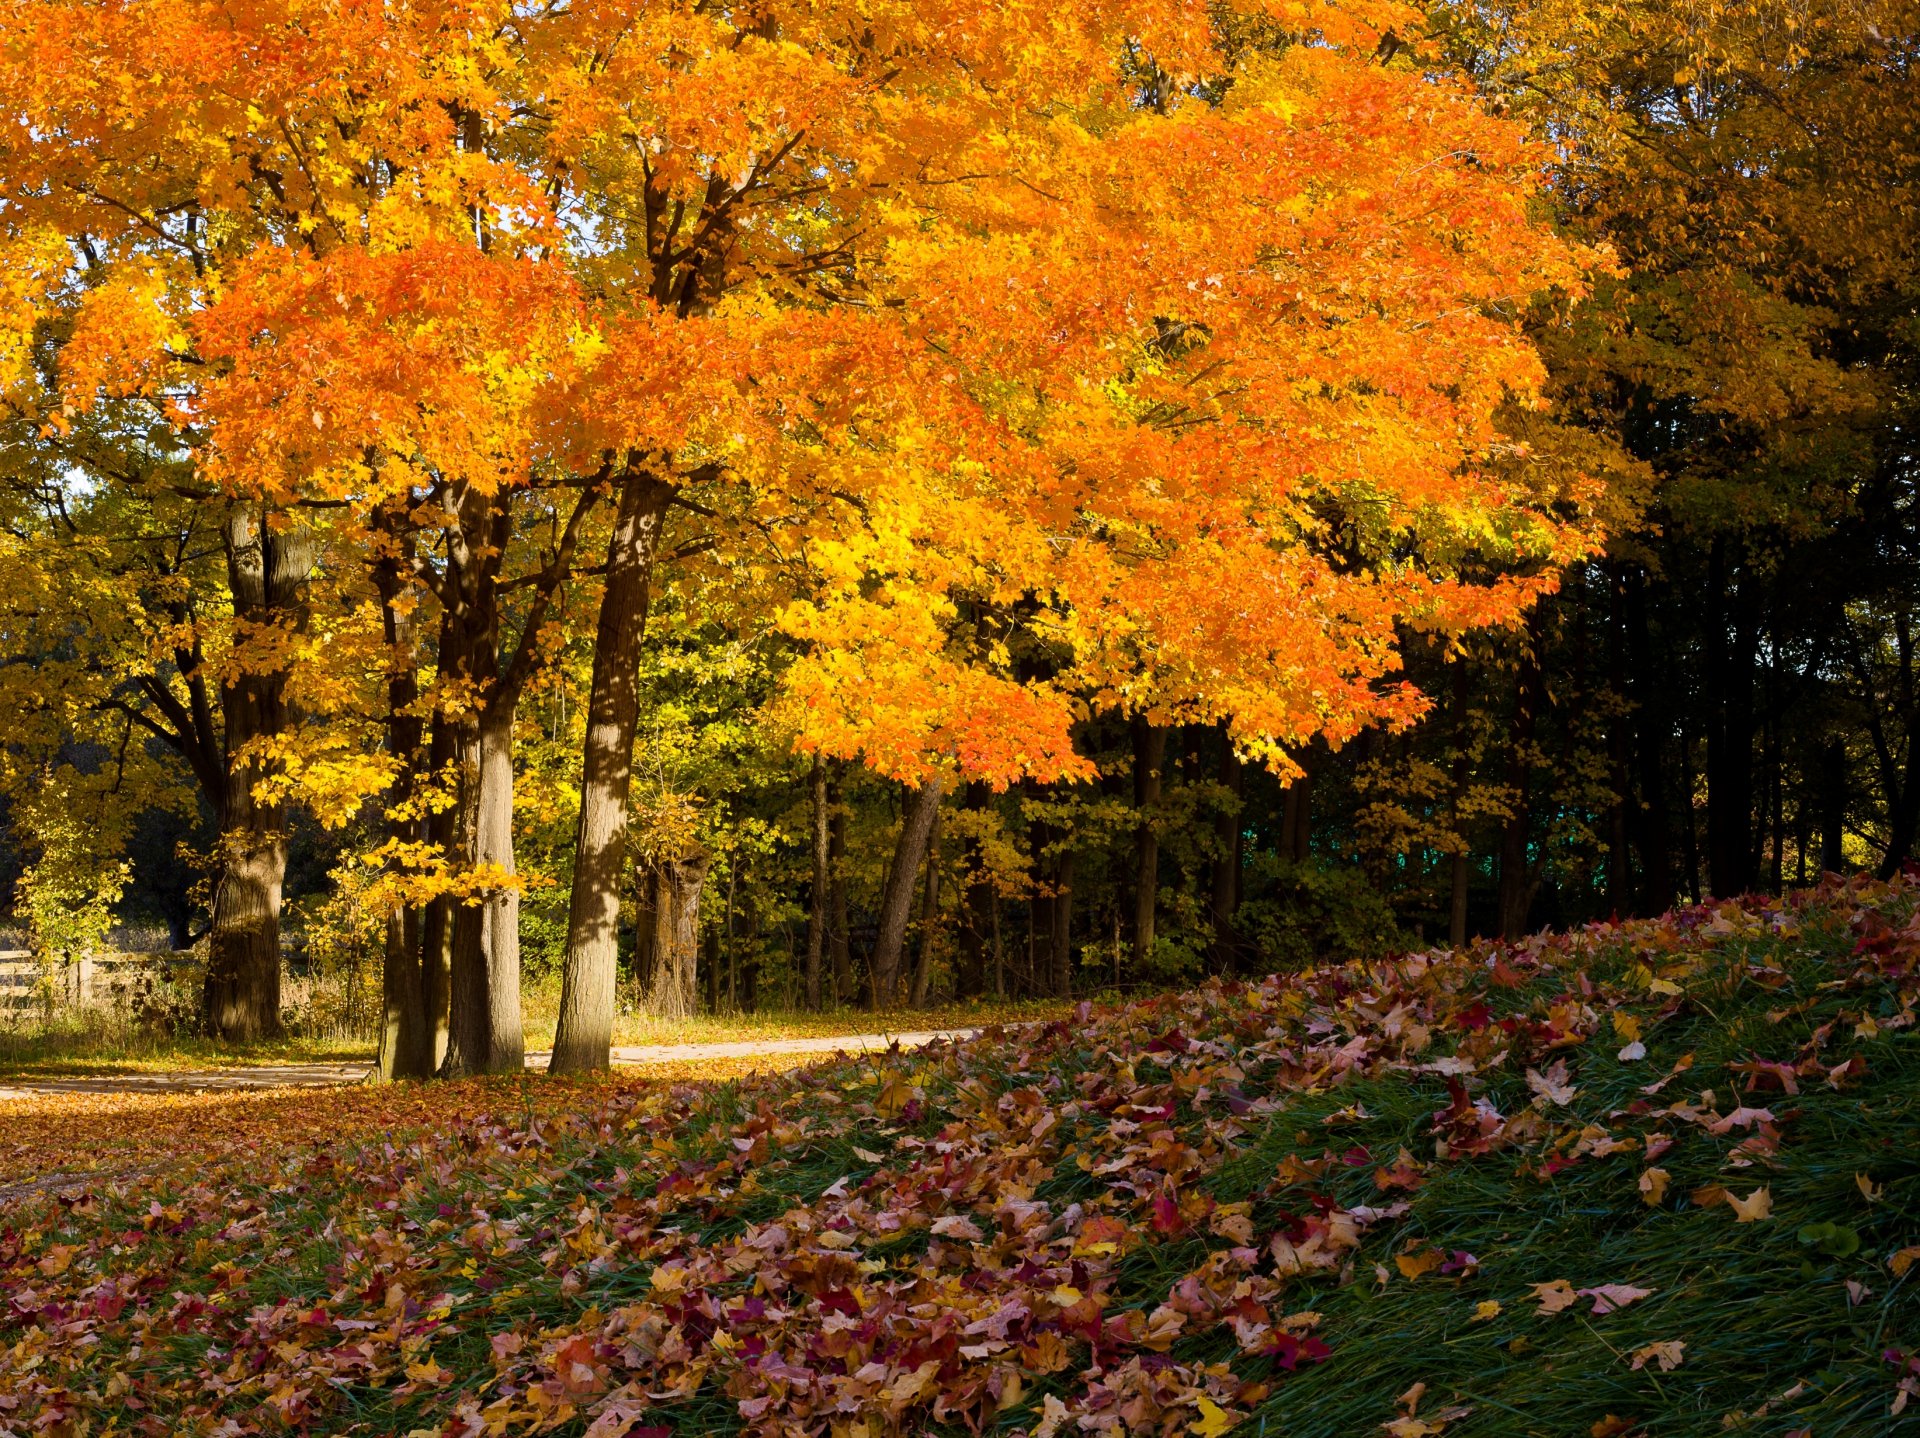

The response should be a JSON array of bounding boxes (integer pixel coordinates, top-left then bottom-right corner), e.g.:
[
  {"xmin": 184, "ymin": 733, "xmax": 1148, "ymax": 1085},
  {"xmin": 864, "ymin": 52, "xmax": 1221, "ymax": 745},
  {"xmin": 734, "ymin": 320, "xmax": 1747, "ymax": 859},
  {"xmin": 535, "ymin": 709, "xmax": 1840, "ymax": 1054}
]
[
  {"xmin": 551, "ymin": 475, "xmax": 673, "ymax": 1072},
  {"xmin": 202, "ymin": 505, "xmax": 315, "ymax": 1042}
]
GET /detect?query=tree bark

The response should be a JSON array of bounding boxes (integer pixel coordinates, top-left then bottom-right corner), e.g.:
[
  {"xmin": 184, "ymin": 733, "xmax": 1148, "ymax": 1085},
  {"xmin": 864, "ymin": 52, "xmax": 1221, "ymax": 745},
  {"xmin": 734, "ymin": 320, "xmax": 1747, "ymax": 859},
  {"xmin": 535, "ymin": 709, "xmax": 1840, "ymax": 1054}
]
[
  {"xmin": 550, "ymin": 475, "xmax": 674, "ymax": 1072},
  {"xmin": 1625, "ymin": 568, "xmax": 1675, "ymax": 913},
  {"xmin": 805, "ymin": 755, "xmax": 829, "ymax": 1011},
  {"xmin": 827, "ymin": 774, "xmax": 852, "ymax": 1004},
  {"xmin": 635, "ymin": 853, "xmax": 708, "ymax": 1018},
  {"xmin": 1208, "ymin": 726, "xmax": 1243, "ymax": 972},
  {"xmin": 373, "ymin": 508, "xmax": 431, "ymax": 1081},
  {"xmin": 909, "ymin": 806, "xmax": 943, "ymax": 1006},
  {"xmin": 870, "ymin": 777, "xmax": 942, "ymax": 1006},
  {"xmin": 1049, "ymin": 848, "xmax": 1075, "ymax": 996},
  {"xmin": 1131, "ymin": 717, "xmax": 1166, "ymax": 965},
  {"xmin": 1498, "ymin": 621, "xmax": 1546, "ymax": 938},
  {"xmin": 202, "ymin": 504, "xmax": 316, "ymax": 1042},
  {"xmin": 1705, "ymin": 537, "xmax": 1758, "ymax": 896},
  {"xmin": 956, "ymin": 782, "xmax": 992, "ymax": 999},
  {"xmin": 1821, "ymin": 741, "xmax": 1848, "ymax": 873}
]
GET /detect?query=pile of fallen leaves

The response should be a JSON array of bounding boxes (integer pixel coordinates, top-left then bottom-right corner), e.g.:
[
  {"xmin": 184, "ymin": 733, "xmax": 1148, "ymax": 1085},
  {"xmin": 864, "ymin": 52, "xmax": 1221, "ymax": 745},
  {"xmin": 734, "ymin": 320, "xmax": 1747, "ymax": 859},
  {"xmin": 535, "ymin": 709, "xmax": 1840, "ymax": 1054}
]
[{"xmin": 4, "ymin": 874, "xmax": 1919, "ymax": 1437}]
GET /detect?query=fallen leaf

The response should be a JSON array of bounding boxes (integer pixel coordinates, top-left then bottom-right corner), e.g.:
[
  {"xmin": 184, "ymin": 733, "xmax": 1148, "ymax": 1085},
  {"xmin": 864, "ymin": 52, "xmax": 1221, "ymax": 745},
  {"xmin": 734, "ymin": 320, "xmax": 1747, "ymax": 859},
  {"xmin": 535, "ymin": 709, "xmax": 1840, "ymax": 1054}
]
[
  {"xmin": 1526, "ymin": 1060, "xmax": 1578, "ymax": 1106},
  {"xmin": 1638, "ymin": 1167, "xmax": 1670, "ymax": 1206},
  {"xmin": 1889, "ymin": 1246, "xmax": 1920, "ymax": 1278},
  {"xmin": 1726, "ymin": 1186, "xmax": 1773, "ymax": 1222},
  {"xmin": 1471, "ymin": 1300, "xmax": 1502, "ymax": 1322},
  {"xmin": 1190, "ymin": 1396, "xmax": 1235, "ymax": 1438},
  {"xmin": 1628, "ymin": 1339, "xmax": 1684, "ymax": 1372},
  {"xmin": 1531, "ymin": 1280, "xmax": 1579, "ymax": 1314},
  {"xmin": 1395, "ymin": 1245, "xmax": 1444, "ymax": 1282},
  {"xmin": 1581, "ymin": 1283, "xmax": 1654, "ymax": 1315}
]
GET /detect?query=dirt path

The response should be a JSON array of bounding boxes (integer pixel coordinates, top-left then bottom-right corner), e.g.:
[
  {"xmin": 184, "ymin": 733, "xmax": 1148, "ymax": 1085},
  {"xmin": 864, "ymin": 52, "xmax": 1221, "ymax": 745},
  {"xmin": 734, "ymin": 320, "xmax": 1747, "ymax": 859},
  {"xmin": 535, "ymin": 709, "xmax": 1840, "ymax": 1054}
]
[{"xmin": 0, "ymin": 1028, "xmax": 979, "ymax": 1101}]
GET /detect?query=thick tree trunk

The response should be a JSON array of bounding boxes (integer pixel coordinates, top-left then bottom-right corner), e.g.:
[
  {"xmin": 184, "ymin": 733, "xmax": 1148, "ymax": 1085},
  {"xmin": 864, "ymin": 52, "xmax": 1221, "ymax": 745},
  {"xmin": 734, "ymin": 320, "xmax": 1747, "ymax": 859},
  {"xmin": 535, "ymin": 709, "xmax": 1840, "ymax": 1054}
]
[
  {"xmin": 446, "ymin": 707, "xmax": 524, "ymax": 1076},
  {"xmin": 203, "ymin": 831, "xmax": 286, "ymax": 1041},
  {"xmin": 202, "ymin": 505, "xmax": 315, "ymax": 1042},
  {"xmin": 870, "ymin": 777, "xmax": 942, "ymax": 1006},
  {"xmin": 805, "ymin": 756, "xmax": 829, "ymax": 1011},
  {"xmin": 551, "ymin": 476, "xmax": 673, "ymax": 1073},
  {"xmin": 909, "ymin": 807, "xmax": 943, "ymax": 1007},
  {"xmin": 1209, "ymin": 727, "xmax": 1243, "ymax": 972},
  {"xmin": 1131, "ymin": 717, "xmax": 1166, "ymax": 965},
  {"xmin": 635, "ymin": 854, "xmax": 708, "ymax": 1018}
]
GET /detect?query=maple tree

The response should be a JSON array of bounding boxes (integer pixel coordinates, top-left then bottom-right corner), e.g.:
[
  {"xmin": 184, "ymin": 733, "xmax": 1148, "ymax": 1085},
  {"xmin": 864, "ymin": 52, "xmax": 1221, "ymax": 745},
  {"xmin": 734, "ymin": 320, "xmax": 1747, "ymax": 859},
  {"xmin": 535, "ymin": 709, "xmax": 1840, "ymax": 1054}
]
[{"xmin": 0, "ymin": 0, "xmax": 1605, "ymax": 1070}]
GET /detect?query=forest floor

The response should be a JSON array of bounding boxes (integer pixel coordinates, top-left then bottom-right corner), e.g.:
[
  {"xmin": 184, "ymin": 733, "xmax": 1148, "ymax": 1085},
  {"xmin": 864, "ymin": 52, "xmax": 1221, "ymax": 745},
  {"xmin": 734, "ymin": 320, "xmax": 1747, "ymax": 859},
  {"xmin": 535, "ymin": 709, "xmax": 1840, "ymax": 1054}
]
[{"xmin": 4, "ymin": 878, "xmax": 1920, "ymax": 1436}]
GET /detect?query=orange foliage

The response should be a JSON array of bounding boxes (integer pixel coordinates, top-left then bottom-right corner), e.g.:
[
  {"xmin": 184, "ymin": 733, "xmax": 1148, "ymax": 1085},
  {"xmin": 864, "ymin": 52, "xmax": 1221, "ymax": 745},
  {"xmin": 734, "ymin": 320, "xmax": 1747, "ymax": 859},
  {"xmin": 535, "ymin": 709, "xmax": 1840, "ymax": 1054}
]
[{"xmin": 0, "ymin": 0, "xmax": 1606, "ymax": 786}]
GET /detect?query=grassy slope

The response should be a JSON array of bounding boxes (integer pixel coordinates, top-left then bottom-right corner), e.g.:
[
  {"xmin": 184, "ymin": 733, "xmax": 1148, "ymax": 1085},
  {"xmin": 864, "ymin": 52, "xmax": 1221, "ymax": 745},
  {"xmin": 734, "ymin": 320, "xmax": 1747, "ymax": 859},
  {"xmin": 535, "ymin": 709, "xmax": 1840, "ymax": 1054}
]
[{"xmin": 2, "ymin": 878, "xmax": 1918, "ymax": 1437}]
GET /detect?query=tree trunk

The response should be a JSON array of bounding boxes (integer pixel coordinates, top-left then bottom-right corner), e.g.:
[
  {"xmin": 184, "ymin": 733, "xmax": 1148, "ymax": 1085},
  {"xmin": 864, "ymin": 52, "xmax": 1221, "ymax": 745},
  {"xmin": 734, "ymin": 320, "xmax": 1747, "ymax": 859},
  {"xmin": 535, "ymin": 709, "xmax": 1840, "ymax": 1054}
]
[
  {"xmin": 1132, "ymin": 717, "xmax": 1166, "ymax": 965},
  {"xmin": 1498, "ymin": 623, "xmax": 1545, "ymax": 939},
  {"xmin": 373, "ymin": 513, "xmax": 431, "ymax": 1081},
  {"xmin": 870, "ymin": 777, "xmax": 943, "ymax": 1006},
  {"xmin": 1282, "ymin": 765, "xmax": 1313, "ymax": 863},
  {"xmin": 550, "ymin": 476, "xmax": 674, "ymax": 1073},
  {"xmin": 635, "ymin": 853, "xmax": 708, "ymax": 1018},
  {"xmin": 805, "ymin": 755, "xmax": 829, "ymax": 1011},
  {"xmin": 1049, "ymin": 848, "xmax": 1075, "ymax": 996},
  {"xmin": 1821, "ymin": 741, "xmax": 1848, "ymax": 873},
  {"xmin": 827, "ymin": 776, "xmax": 852, "ymax": 1004},
  {"xmin": 1625, "ymin": 568, "xmax": 1675, "ymax": 913},
  {"xmin": 956, "ymin": 782, "xmax": 992, "ymax": 1000},
  {"xmin": 1705, "ymin": 538, "xmax": 1758, "ymax": 896},
  {"xmin": 446, "ymin": 707, "xmax": 525, "ymax": 1076},
  {"xmin": 1446, "ymin": 661, "xmax": 1473, "ymax": 948},
  {"xmin": 909, "ymin": 806, "xmax": 944, "ymax": 1006},
  {"xmin": 1209, "ymin": 726, "xmax": 1243, "ymax": 972},
  {"xmin": 202, "ymin": 504, "xmax": 315, "ymax": 1042}
]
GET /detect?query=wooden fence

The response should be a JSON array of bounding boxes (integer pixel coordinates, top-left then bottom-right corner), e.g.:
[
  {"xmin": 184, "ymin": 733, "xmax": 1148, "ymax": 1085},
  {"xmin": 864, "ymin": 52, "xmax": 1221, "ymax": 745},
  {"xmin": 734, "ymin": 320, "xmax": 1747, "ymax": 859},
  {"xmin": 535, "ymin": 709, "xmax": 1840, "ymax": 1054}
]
[{"xmin": 0, "ymin": 950, "xmax": 199, "ymax": 1012}]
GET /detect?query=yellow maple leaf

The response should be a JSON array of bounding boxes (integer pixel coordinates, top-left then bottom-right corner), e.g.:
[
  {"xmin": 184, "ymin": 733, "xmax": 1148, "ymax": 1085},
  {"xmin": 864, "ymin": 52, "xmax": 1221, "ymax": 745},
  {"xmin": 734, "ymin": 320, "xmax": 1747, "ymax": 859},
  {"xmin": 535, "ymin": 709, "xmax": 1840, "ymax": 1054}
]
[
  {"xmin": 1638, "ymin": 1167, "xmax": 1671, "ymax": 1206},
  {"xmin": 1395, "ymin": 1245, "xmax": 1445, "ymax": 1281},
  {"xmin": 1190, "ymin": 1397, "xmax": 1235, "ymax": 1438},
  {"xmin": 1471, "ymin": 1300, "xmax": 1502, "ymax": 1322},
  {"xmin": 1628, "ymin": 1339, "xmax": 1685, "ymax": 1372},
  {"xmin": 1726, "ymin": 1186, "xmax": 1772, "ymax": 1222}
]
